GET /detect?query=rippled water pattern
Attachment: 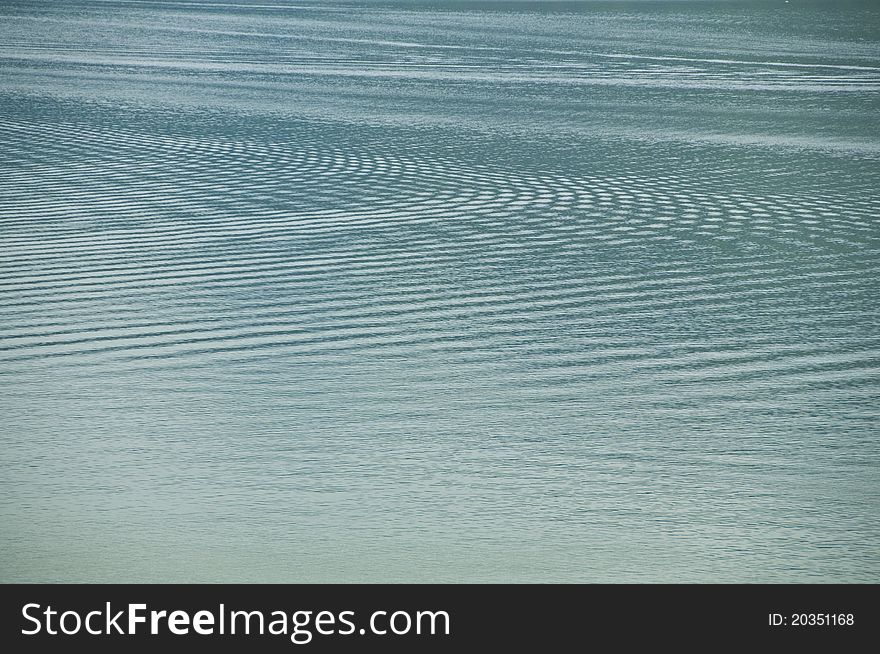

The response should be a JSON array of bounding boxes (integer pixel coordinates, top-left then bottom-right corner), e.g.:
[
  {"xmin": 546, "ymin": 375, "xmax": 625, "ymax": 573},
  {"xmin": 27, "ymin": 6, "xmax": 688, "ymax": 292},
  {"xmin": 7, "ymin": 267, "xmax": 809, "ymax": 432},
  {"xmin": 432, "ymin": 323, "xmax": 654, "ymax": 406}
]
[{"xmin": 1, "ymin": 1, "xmax": 878, "ymax": 582}]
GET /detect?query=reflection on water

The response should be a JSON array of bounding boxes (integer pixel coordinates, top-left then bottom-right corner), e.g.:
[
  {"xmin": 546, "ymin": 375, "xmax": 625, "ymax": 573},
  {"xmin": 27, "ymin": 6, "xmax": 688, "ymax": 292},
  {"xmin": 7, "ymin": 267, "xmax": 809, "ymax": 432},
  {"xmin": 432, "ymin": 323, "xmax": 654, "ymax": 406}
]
[{"xmin": 0, "ymin": 0, "xmax": 878, "ymax": 582}]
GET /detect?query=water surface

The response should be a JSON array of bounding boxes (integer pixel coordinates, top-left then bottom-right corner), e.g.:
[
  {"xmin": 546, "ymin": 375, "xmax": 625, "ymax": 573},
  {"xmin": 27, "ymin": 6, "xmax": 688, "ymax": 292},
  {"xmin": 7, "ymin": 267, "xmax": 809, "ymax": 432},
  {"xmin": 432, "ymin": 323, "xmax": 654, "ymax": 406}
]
[{"xmin": 1, "ymin": 0, "xmax": 878, "ymax": 582}]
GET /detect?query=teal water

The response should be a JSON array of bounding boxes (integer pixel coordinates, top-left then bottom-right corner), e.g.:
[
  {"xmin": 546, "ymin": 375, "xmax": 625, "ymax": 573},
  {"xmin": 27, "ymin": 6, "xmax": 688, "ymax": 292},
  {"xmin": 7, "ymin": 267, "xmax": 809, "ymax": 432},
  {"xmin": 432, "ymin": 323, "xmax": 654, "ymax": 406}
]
[{"xmin": 0, "ymin": 0, "xmax": 878, "ymax": 582}]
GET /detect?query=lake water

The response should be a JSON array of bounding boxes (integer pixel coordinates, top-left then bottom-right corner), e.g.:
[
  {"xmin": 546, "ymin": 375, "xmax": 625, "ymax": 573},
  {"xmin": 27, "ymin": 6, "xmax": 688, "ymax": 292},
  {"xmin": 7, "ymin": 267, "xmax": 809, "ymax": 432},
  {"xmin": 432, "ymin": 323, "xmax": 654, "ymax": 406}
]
[{"xmin": 0, "ymin": 0, "xmax": 878, "ymax": 582}]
